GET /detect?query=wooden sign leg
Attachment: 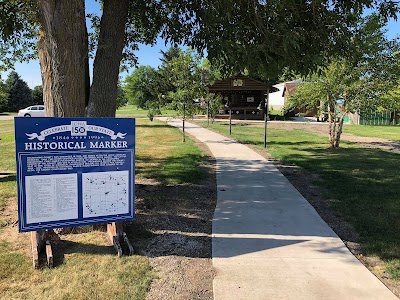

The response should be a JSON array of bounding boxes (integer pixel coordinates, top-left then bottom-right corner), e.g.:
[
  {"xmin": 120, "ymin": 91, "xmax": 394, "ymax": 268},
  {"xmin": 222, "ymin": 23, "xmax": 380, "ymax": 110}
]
[
  {"xmin": 107, "ymin": 222, "xmax": 123, "ymax": 257},
  {"xmin": 30, "ymin": 231, "xmax": 40, "ymax": 269},
  {"xmin": 30, "ymin": 230, "xmax": 54, "ymax": 269},
  {"xmin": 123, "ymin": 232, "xmax": 134, "ymax": 255},
  {"xmin": 107, "ymin": 222, "xmax": 134, "ymax": 256},
  {"xmin": 46, "ymin": 240, "xmax": 53, "ymax": 268}
]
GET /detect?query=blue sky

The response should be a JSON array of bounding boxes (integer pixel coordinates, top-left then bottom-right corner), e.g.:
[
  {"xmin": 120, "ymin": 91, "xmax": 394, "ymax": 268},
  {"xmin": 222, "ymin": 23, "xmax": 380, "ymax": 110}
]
[{"xmin": 2, "ymin": 2, "xmax": 400, "ymax": 88}]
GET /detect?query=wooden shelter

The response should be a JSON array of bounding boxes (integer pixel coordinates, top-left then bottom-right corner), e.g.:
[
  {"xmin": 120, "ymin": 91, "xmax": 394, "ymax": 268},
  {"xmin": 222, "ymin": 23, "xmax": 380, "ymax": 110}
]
[{"xmin": 208, "ymin": 75, "xmax": 278, "ymax": 120}]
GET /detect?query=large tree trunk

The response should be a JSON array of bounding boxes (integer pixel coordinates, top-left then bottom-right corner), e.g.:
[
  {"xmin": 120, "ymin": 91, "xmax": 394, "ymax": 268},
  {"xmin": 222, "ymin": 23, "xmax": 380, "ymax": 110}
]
[
  {"xmin": 86, "ymin": 0, "xmax": 129, "ymax": 118},
  {"xmin": 37, "ymin": 0, "xmax": 89, "ymax": 117}
]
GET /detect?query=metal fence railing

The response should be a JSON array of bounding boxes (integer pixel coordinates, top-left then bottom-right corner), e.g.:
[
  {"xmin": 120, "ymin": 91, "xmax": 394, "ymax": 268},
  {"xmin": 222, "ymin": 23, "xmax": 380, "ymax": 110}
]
[{"xmin": 359, "ymin": 111, "xmax": 398, "ymax": 126}]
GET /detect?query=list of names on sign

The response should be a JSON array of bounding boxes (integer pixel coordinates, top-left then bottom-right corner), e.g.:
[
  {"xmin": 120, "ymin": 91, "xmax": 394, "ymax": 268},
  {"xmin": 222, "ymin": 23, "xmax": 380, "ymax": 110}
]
[{"xmin": 25, "ymin": 174, "xmax": 78, "ymax": 224}]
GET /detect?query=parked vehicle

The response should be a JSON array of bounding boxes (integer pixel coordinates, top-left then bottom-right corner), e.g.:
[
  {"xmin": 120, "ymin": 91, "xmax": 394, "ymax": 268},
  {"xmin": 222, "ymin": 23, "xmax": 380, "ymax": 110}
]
[{"xmin": 17, "ymin": 105, "xmax": 46, "ymax": 117}]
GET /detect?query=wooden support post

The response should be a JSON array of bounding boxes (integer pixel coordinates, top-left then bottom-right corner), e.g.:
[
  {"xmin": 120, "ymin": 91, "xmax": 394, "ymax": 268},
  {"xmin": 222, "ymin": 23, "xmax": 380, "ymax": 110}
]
[
  {"xmin": 30, "ymin": 231, "xmax": 40, "ymax": 269},
  {"xmin": 107, "ymin": 222, "xmax": 134, "ymax": 257},
  {"xmin": 123, "ymin": 232, "xmax": 134, "ymax": 255},
  {"xmin": 46, "ymin": 240, "xmax": 53, "ymax": 268},
  {"xmin": 30, "ymin": 230, "xmax": 53, "ymax": 269},
  {"xmin": 107, "ymin": 222, "xmax": 123, "ymax": 257},
  {"xmin": 112, "ymin": 235, "xmax": 123, "ymax": 257}
]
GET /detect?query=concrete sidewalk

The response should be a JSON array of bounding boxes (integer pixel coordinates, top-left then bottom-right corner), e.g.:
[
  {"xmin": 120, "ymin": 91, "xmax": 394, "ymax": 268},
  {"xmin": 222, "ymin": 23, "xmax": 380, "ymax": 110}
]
[{"xmin": 161, "ymin": 118, "xmax": 396, "ymax": 300}]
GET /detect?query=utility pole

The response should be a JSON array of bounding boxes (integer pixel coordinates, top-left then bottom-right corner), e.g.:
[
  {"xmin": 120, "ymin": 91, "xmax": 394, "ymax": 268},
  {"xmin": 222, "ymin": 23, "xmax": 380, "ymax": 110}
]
[{"xmin": 229, "ymin": 103, "xmax": 232, "ymax": 135}]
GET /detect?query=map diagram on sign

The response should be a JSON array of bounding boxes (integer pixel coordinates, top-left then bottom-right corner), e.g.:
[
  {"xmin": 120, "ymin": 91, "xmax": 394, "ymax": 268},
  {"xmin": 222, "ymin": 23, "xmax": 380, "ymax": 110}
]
[{"xmin": 82, "ymin": 170, "xmax": 129, "ymax": 218}]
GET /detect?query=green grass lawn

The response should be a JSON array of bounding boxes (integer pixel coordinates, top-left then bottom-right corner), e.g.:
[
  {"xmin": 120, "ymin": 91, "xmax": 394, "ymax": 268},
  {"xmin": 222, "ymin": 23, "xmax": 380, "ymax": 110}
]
[
  {"xmin": 199, "ymin": 121, "xmax": 400, "ymax": 279},
  {"xmin": 343, "ymin": 124, "xmax": 400, "ymax": 141},
  {"xmin": 0, "ymin": 120, "xmax": 15, "ymax": 172},
  {"xmin": 136, "ymin": 120, "xmax": 208, "ymax": 185},
  {"xmin": 116, "ymin": 105, "xmax": 177, "ymax": 118},
  {"xmin": 0, "ymin": 118, "xmax": 208, "ymax": 299},
  {"xmin": 0, "ymin": 120, "xmax": 16, "ymax": 213}
]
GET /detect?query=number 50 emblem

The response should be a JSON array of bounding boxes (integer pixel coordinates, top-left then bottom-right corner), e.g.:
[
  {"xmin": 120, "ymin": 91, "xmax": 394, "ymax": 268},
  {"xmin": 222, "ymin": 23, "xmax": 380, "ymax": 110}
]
[{"xmin": 71, "ymin": 121, "xmax": 87, "ymax": 136}]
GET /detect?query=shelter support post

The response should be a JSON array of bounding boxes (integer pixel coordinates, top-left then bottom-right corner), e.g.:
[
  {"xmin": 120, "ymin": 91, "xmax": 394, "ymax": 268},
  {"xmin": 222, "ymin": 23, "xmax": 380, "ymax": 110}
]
[
  {"xmin": 229, "ymin": 106, "xmax": 232, "ymax": 135},
  {"xmin": 264, "ymin": 89, "xmax": 270, "ymax": 148}
]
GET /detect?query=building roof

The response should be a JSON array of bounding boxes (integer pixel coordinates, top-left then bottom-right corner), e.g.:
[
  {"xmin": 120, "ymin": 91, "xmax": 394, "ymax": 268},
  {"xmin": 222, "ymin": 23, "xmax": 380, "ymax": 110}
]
[
  {"xmin": 208, "ymin": 75, "xmax": 279, "ymax": 93},
  {"xmin": 282, "ymin": 81, "xmax": 300, "ymax": 97}
]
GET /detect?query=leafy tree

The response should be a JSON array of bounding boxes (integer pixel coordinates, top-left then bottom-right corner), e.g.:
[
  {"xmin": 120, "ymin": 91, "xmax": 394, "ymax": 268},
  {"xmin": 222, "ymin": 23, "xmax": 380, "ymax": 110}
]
[
  {"xmin": 156, "ymin": 46, "xmax": 185, "ymax": 101},
  {"xmin": 380, "ymin": 83, "xmax": 400, "ymax": 124},
  {"xmin": 116, "ymin": 83, "xmax": 128, "ymax": 109},
  {"xmin": 159, "ymin": 46, "xmax": 181, "ymax": 68},
  {"xmin": 164, "ymin": 49, "xmax": 205, "ymax": 116},
  {"xmin": 288, "ymin": 15, "xmax": 400, "ymax": 148},
  {"xmin": 199, "ymin": 57, "xmax": 221, "ymax": 85},
  {"xmin": 0, "ymin": 78, "xmax": 7, "ymax": 112},
  {"xmin": 4, "ymin": 71, "xmax": 33, "ymax": 112},
  {"xmin": 375, "ymin": 45, "xmax": 400, "ymax": 124},
  {"xmin": 162, "ymin": 48, "xmax": 206, "ymax": 139},
  {"xmin": 203, "ymin": 1, "xmax": 399, "ymax": 79},
  {"xmin": 205, "ymin": 93, "xmax": 223, "ymax": 123},
  {"xmin": 31, "ymin": 85, "xmax": 43, "ymax": 105},
  {"xmin": 124, "ymin": 66, "xmax": 160, "ymax": 109},
  {"xmin": 0, "ymin": 0, "xmax": 157, "ymax": 117},
  {"xmin": 289, "ymin": 54, "xmax": 399, "ymax": 147},
  {"xmin": 0, "ymin": 0, "xmax": 398, "ymax": 118},
  {"xmin": 278, "ymin": 68, "xmax": 301, "ymax": 83}
]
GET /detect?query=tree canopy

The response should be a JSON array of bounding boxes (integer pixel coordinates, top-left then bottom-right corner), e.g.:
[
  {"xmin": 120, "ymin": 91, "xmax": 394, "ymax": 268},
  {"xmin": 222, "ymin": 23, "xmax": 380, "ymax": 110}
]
[
  {"xmin": 382, "ymin": 85, "xmax": 400, "ymax": 112},
  {"xmin": 4, "ymin": 71, "xmax": 33, "ymax": 112},
  {"xmin": 0, "ymin": 78, "xmax": 6, "ymax": 111},
  {"xmin": 124, "ymin": 47, "xmax": 223, "ymax": 124},
  {"xmin": 31, "ymin": 85, "xmax": 43, "ymax": 105},
  {"xmin": 124, "ymin": 66, "xmax": 161, "ymax": 109},
  {"xmin": 0, "ymin": 0, "xmax": 399, "ymax": 118},
  {"xmin": 288, "ymin": 16, "xmax": 400, "ymax": 148}
]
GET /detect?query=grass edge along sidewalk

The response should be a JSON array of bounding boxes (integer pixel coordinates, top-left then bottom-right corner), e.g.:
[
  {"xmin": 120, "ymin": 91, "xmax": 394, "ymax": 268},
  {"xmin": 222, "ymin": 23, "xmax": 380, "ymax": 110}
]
[
  {"xmin": 0, "ymin": 118, "xmax": 209, "ymax": 300},
  {"xmin": 195, "ymin": 121, "xmax": 400, "ymax": 283}
]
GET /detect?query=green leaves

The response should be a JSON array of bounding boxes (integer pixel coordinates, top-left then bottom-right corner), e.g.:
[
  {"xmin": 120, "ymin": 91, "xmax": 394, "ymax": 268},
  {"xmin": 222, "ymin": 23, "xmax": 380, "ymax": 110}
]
[
  {"xmin": 3, "ymin": 70, "xmax": 33, "ymax": 112},
  {"xmin": 289, "ymin": 12, "xmax": 400, "ymax": 116},
  {"xmin": 31, "ymin": 85, "xmax": 43, "ymax": 105},
  {"xmin": 124, "ymin": 66, "xmax": 160, "ymax": 109},
  {"xmin": 201, "ymin": 0, "xmax": 399, "ymax": 79},
  {"xmin": 0, "ymin": 78, "xmax": 6, "ymax": 111},
  {"xmin": 163, "ymin": 48, "xmax": 205, "ymax": 117},
  {"xmin": 0, "ymin": 0, "xmax": 38, "ymax": 69}
]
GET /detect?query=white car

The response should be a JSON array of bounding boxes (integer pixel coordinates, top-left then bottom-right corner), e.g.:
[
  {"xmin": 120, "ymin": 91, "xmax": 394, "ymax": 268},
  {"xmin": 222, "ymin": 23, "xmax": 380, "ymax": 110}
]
[{"xmin": 17, "ymin": 105, "xmax": 46, "ymax": 117}]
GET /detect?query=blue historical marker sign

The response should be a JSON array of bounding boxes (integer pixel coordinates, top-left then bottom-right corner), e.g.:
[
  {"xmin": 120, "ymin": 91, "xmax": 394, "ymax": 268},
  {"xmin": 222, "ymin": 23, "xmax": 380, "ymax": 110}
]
[{"xmin": 15, "ymin": 117, "xmax": 135, "ymax": 232}]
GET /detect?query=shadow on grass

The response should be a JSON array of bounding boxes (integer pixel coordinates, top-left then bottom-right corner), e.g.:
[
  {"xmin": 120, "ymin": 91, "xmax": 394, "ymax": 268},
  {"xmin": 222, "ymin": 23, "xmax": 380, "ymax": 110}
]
[
  {"xmin": 276, "ymin": 145, "xmax": 400, "ymax": 261},
  {"xmin": 132, "ymin": 164, "xmax": 361, "ymax": 262},
  {"xmin": 0, "ymin": 174, "xmax": 16, "ymax": 182},
  {"xmin": 130, "ymin": 166, "xmax": 216, "ymax": 258},
  {"xmin": 49, "ymin": 239, "xmax": 115, "ymax": 267}
]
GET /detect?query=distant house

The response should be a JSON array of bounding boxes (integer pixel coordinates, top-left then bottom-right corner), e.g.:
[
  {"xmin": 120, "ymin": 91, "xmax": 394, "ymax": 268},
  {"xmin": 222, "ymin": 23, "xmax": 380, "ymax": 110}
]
[
  {"xmin": 268, "ymin": 83, "xmax": 285, "ymax": 111},
  {"xmin": 282, "ymin": 80, "xmax": 317, "ymax": 117},
  {"xmin": 208, "ymin": 75, "xmax": 278, "ymax": 120}
]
